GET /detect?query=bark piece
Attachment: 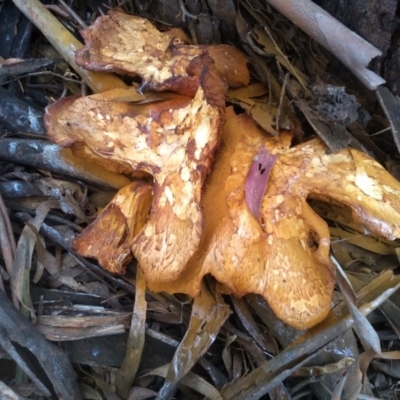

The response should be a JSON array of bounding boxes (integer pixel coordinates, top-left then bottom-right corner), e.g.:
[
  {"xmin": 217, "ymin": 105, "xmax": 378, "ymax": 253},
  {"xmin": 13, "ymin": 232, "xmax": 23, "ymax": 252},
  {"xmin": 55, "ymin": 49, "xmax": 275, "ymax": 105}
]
[
  {"xmin": 0, "ymin": 57, "xmax": 54, "ymax": 78},
  {"xmin": 45, "ymin": 86, "xmax": 224, "ymax": 283},
  {"xmin": 316, "ymin": 0, "xmax": 399, "ymax": 95},
  {"xmin": 75, "ymin": 8, "xmax": 249, "ymax": 95},
  {"xmin": 0, "ymin": 1, "xmax": 31, "ymax": 60},
  {"xmin": 295, "ymin": 98, "xmax": 353, "ymax": 152},
  {"xmin": 0, "ymin": 87, "xmax": 45, "ymax": 135}
]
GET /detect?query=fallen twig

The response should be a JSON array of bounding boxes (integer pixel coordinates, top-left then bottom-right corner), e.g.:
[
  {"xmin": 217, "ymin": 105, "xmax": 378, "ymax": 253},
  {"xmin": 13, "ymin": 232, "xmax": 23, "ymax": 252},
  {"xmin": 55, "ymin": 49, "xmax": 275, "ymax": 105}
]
[{"xmin": 12, "ymin": 0, "xmax": 126, "ymax": 92}]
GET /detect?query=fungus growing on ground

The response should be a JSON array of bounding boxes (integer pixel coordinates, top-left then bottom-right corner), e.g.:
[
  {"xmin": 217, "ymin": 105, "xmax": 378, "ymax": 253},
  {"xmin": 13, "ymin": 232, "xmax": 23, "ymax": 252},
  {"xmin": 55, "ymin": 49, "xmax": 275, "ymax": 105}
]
[
  {"xmin": 147, "ymin": 108, "xmax": 400, "ymax": 329},
  {"xmin": 45, "ymin": 11, "xmax": 400, "ymax": 329},
  {"xmin": 75, "ymin": 8, "xmax": 249, "ymax": 96},
  {"xmin": 46, "ymin": 82, "xmax": 224, "ymax": 283}
]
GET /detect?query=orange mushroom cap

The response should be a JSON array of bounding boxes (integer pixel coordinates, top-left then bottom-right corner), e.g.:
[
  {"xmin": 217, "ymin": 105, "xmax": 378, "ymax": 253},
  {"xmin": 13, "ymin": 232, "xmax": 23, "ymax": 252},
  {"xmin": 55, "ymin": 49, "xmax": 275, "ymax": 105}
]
[
  {"xmin": 45, "ymin": 83, "xmax": 224, "ymax": 283},
  {"xmin": 44, "ymin": 10, "xmax": 400, "ymax": 329},
  {"xmin": 148, "ymin": 108, "xmax": 400, "ymax": 329},
  {"xmin": 76, "ymin": 9, "xmax": 249, "ymax": 96}
]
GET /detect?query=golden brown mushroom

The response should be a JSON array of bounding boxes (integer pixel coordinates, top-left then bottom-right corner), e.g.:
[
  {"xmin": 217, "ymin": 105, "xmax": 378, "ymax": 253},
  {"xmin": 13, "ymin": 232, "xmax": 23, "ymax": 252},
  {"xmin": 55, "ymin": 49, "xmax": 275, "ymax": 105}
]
[
  {"xmin": 147, "ymin": 108, "xmax": 400, "ymax": 329},
  {"xmin": 75, "ymin": 9, "xmax": 249, "ymax": 96},
  {"xmin": 44, "ymin": 10, "xmax": 400, "ymax": 329},
  {"xmin": 73, "ymin": 181, "xmax": 152, "ymax": 274},
  {"xmin": 45, "ymin": 83, "xmax": 224, "ymax": 283},
  {"xmin": 56, "ymin": 105, "xmax": 400, "ymax": 329}
]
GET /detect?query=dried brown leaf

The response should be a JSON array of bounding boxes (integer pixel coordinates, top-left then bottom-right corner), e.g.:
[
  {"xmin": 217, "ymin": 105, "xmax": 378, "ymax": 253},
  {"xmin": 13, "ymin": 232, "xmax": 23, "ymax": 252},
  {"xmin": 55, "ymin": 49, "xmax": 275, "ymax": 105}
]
[
  {"xmin": 138, "ymin": 364, "xmax": 223, "ymax": 400},
  {"xmin": 156, "ymin": 284, "xmax": 231, "ymax": 398},
  {"xmin": 291, "ymin": 357, "xmax": 355, "ymax": 377},
  {"xmin": 377, "ymin": 351, "xmax": 400, "ymax": 360},
  {"xmin": 331, "ymin": 255, "xmax": 357, "ymax": 306},
  {"xmin": 331, "ymin": 372, "xmax": 348, "ymax": 400},
  {"xmin": 127, "ymin": 387, "xmax": 157, "ymax": 400},
  {"xmin": 226, "ymin": 83, "xmax": 268, "ymax": 99},
  {"xmin": 253, "ymin": 25, "xmax": 309, "ymax": 90},
  {"xmin": 115, "ymin": 269, "xmax": 147, "ymax": 398},
  {"xmin": 11, "ymin": 201, "xmax": 57, "ymax": 310},
  {"xmin": 231, "ymin": 297, "xmax": 278, "ymax": 355}
]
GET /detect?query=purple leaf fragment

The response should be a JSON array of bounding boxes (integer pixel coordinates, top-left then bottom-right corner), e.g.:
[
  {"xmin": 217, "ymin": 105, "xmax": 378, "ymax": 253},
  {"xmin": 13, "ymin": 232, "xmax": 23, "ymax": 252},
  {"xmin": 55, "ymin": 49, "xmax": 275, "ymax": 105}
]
[{"xmin": 245, "ymin": 145, "xmax": 278, "ymax": 219}]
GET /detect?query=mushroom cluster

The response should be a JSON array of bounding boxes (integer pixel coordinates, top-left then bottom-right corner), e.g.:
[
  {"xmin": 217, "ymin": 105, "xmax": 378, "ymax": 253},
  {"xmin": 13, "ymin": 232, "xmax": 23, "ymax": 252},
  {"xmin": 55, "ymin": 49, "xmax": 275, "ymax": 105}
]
[{"xmin": 45, "ymin": 9, "xmax": 400, "ymax": 329}]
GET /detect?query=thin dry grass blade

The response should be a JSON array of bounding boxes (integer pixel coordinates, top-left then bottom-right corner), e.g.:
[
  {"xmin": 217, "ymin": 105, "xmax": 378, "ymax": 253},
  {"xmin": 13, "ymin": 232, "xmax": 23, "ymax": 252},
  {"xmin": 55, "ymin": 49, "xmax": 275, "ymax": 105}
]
[
  {"xmin": 331, "ymin": 372, "xmax": 348, "ymax": 400},
  {"xmin": 331, "ymin": 255, "xmax": 357, "ymax": 306},
  {"xmin": 11, "ymin": 201, "xmax": 58, "ymax": 316},
  {"xmin": 0, "ymin": 193, "xmax": 15, "ymax": 297},
  {"xmin": 115, "ymin": 269, "xmax": 147, "ymax": 398},
  {"xmin": 156, "ymin": 283, "xmax": 231, "ymax": 399},
  {"xmin": 230, "ymin": 297, "xmax": 277, "ymax": 355}
]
